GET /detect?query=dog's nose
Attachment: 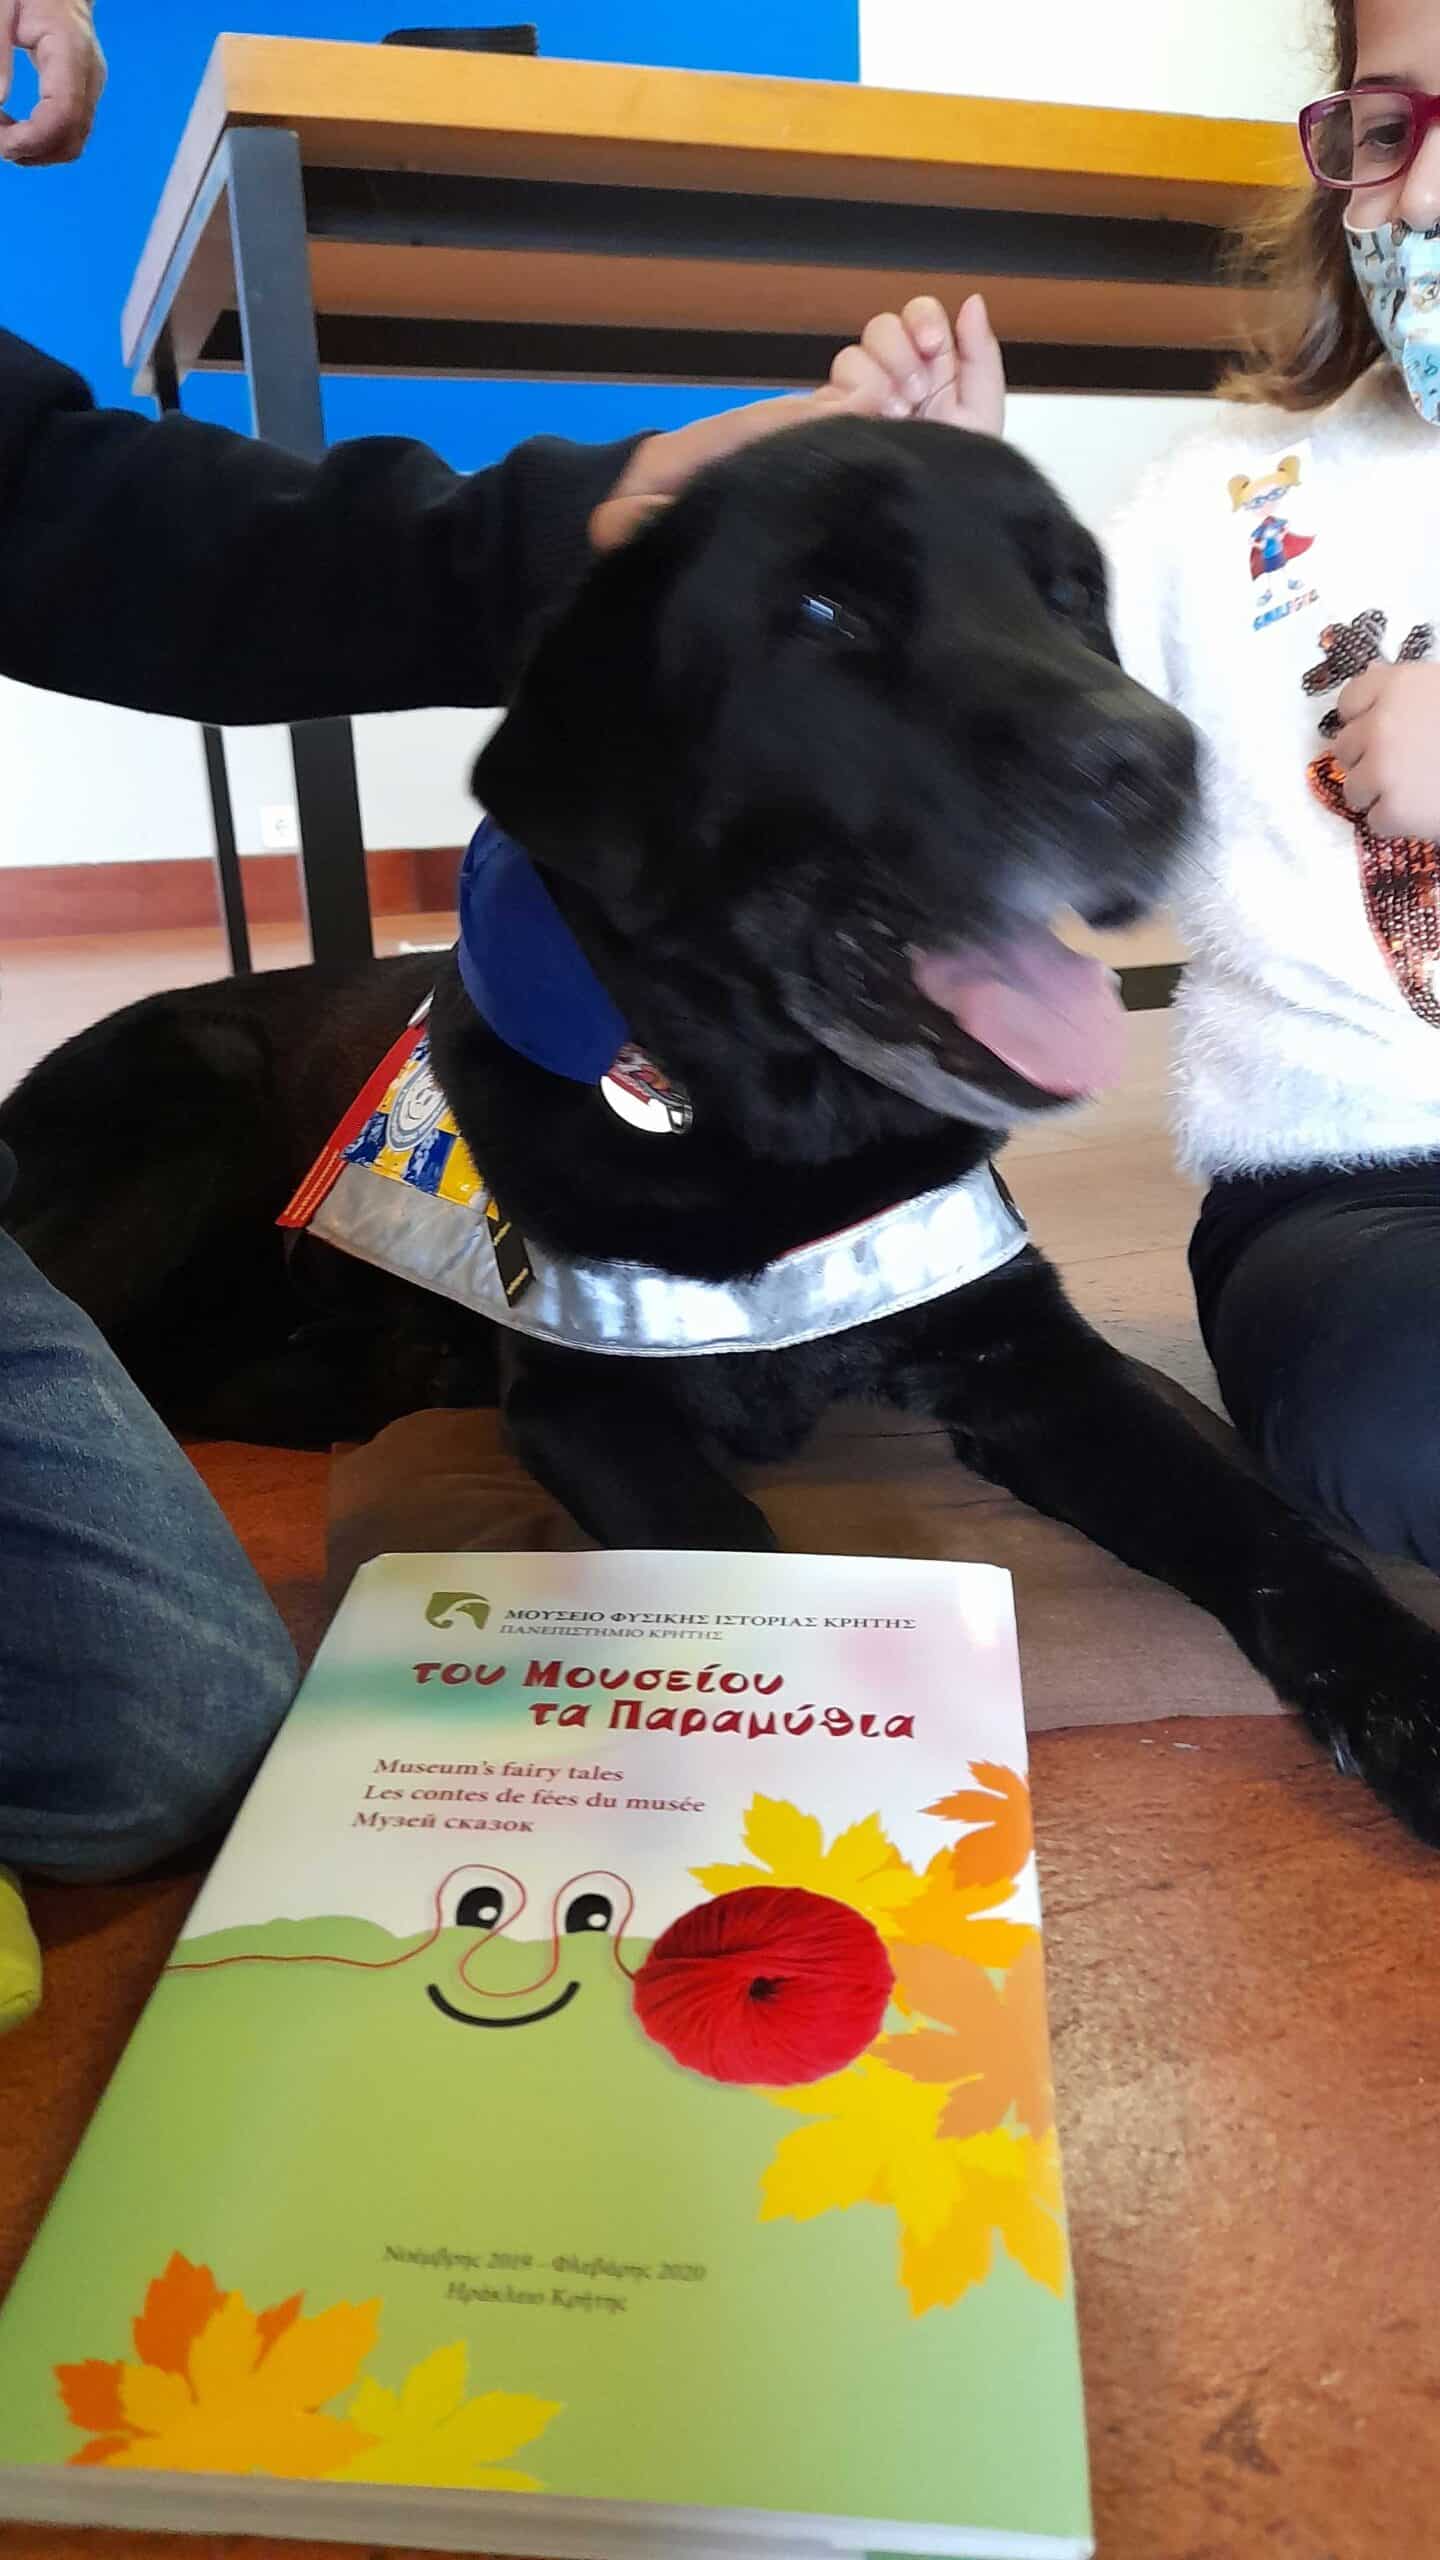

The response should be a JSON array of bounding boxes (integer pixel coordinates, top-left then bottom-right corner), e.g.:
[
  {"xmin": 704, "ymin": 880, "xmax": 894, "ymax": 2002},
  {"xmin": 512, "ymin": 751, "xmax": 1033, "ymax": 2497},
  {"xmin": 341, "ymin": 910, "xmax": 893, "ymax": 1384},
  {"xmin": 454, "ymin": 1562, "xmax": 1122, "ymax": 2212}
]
[{"xmin": 1064, "ymin": 698, "xmax": 1197, "ymax": 816}]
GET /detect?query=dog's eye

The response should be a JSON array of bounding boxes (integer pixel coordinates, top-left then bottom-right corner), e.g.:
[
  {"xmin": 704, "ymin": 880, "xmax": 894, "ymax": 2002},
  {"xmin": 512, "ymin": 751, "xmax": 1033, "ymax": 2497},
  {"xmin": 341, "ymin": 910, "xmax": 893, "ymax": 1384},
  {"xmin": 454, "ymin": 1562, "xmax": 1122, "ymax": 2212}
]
[
  {"xmin": 797, "ymin": 593, "xmax": 872, "ymax": 644},
  {"xmin": 1046, "ymin": 570, "xmax": 1100, "ymax": 623}
]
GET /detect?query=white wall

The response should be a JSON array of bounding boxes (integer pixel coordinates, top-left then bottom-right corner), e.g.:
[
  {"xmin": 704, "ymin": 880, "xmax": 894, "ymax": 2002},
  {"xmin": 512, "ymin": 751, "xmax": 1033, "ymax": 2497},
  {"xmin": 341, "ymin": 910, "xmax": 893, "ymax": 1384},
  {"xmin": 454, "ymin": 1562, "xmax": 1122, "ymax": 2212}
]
[
  {"xmin": 0, "ymin": 683, "xmax": 493, "ymax": 873},
  {"xmin": 1, "ymin": 682, "xmax": 212, "ymax": 870},
  {"xmin": 861, "ymin": 0, "xmax": 1321, "ymax": 121}
]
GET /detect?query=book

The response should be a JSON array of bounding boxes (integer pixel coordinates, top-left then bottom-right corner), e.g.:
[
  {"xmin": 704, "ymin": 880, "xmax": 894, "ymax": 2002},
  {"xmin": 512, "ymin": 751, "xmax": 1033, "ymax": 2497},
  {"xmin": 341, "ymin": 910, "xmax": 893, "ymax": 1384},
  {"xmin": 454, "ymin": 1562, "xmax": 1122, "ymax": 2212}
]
[{"xmin": 0, "ymin": 1550, "xmax": 1091, "ymax": 2559}]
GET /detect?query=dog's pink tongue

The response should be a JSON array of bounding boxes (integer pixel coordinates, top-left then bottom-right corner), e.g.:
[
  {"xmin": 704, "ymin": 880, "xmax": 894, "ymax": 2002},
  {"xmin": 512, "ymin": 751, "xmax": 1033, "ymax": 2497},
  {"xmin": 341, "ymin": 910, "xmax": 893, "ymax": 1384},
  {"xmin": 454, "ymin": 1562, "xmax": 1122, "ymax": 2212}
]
[{"xmin": 911, "ymin": 931, "xmax": 1126, "ymax": 1098}]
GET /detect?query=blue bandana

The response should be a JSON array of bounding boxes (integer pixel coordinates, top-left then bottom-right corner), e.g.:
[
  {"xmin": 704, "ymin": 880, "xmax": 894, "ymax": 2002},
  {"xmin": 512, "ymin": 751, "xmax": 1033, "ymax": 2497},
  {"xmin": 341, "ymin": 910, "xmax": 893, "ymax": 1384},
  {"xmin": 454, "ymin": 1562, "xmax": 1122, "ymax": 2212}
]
[{"xmin": 456, "ymin": 818, "xmax": 630, "ymax": 1082}]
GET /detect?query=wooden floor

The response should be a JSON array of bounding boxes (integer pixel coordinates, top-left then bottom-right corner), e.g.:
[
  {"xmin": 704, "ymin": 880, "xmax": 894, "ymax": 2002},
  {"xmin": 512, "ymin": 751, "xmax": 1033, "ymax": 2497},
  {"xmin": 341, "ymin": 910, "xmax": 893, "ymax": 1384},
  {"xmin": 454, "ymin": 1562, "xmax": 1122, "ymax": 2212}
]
[
  {"xmin": 6, "ymin": 934, "xmax": 1440, "ymax": 2560},
  {"xmin": 0, "ymin": 915, "xmax": 455, "ymax": 1100}
]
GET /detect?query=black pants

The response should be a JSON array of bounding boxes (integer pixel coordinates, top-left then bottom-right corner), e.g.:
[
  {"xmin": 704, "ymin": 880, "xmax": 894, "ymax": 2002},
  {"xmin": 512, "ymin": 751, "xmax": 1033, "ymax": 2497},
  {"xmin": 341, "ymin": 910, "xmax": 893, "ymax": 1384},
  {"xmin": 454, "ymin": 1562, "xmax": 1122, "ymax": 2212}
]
[{"xmin": 1190, "ymin": 1158, "xmax": 1440, "ymax": 1570}]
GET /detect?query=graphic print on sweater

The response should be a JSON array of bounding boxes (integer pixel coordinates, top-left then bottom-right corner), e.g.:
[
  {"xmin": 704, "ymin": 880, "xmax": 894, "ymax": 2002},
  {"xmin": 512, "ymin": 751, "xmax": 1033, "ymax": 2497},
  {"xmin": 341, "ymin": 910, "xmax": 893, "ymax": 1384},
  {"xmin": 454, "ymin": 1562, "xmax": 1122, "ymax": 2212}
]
[
  {"xmin": 1228, "ymin": 453, "xmax": 1319, "ymax": 631},
  {"xmin": 1304, "ymin": 611, "xmax": 1440, "ymax": 1027}
]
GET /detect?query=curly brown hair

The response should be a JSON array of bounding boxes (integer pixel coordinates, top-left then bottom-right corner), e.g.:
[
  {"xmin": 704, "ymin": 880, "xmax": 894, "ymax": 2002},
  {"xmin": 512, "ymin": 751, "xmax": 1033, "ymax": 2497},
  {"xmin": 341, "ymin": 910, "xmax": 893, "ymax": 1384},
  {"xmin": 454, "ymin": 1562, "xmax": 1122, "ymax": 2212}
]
[{"xmin": 1224, "ymin": 0, "xmax": 1380, "ymax": 409}]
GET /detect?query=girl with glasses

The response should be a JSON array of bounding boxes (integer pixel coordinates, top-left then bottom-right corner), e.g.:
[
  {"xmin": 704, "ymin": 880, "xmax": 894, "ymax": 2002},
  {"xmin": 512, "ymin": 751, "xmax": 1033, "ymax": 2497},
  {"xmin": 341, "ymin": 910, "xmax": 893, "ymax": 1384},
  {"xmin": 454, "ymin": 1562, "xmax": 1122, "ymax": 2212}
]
[{"xmin": 849, "ymin": 2, "xmax": 1440, "ymax": 1605}]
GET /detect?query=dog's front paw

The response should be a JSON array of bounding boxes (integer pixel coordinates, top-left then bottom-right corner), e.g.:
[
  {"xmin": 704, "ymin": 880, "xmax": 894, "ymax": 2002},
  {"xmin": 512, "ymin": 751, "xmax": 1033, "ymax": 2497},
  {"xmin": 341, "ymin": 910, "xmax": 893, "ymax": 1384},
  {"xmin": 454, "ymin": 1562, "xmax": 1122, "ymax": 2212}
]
[{"xmin": 1258, "ymin": 1557, "xmax": 1440, "ymax": 1845}]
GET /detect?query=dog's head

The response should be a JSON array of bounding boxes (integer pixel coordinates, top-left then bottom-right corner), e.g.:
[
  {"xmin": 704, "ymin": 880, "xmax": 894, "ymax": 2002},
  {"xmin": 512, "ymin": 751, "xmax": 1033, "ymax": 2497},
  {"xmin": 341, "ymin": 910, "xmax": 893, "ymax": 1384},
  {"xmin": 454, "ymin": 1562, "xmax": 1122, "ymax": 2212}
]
[{"xmin": 475, "ymin": 417, "xmax": 1196, "ymax": 1137}]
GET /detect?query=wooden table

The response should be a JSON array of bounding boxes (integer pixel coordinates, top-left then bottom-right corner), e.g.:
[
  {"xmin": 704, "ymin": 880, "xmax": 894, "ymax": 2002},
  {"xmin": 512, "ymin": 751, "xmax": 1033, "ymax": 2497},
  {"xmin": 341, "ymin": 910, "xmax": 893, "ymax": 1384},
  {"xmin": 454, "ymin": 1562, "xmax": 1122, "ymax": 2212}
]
[
  {"xmin": 6, "ymin": 1715, "xmax": 1438, "ymax": 2560},
  {"xmin": 121, "ymin": 37, "xmax": 1301, "ymax": 975}
]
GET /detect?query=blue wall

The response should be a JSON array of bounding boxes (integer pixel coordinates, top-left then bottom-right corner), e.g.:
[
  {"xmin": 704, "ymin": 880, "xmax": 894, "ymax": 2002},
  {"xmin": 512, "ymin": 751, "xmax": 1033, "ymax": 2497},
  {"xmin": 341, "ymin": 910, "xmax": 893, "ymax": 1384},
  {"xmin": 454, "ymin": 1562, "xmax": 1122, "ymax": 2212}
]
[{"xmin": 0, "ymin": 0, "xmax": 856, "ymax": 463}]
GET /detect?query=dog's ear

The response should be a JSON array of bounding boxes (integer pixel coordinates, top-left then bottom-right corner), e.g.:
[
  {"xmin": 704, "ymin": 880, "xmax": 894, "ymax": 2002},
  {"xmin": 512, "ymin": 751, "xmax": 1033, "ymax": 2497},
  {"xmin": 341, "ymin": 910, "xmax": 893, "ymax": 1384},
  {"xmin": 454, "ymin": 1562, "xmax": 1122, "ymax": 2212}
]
[{"xmin": 473, "ymin": 510, "xmax": 697, "ymax": 918}]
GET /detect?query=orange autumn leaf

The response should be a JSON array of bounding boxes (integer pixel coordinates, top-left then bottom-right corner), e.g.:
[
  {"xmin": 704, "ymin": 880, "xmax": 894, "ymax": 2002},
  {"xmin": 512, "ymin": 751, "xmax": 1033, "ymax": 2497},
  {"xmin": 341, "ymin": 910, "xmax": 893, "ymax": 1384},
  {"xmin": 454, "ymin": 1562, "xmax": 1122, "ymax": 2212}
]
[
  {"xmin": 131, "ymin": 2253, "xmax": 224, "ymax": 2375},
  {"xmin": 59, "ymin": 2268, "xmax": 381, "ymax": 2480},
  {"xmin": 55, "ymin": 2361, "xmax": 126, "ymax": 2433},
  {"xmin": 992, "ymin": 1940, "xmax": 1054, "ymax": 2140},
  {"xmin": 880, "ymin": 1946, "xmax": 1014, "ymax": 2142},
  {"xmin": 877, "ymin": 1944, "xmax": 1013, "ymax": 2140},
  {"xmin": 879, "ymin": 1941, "xmax": 1055, "ymax": 2141},
  {"xmin": 255, "ymin": 2294, "xmax": 304, "ymax": 2358},
  {"xmin": 894, "ymin": 1849, "xmax": 1038, "ymax": 1972},
  {"xmin": 876, "ymin": 2027, "xmax": 993, "ymax": 2087},
  {"xmin": 924, "ymin": 1763, "xmax": 1033, "ymax": 1889}
]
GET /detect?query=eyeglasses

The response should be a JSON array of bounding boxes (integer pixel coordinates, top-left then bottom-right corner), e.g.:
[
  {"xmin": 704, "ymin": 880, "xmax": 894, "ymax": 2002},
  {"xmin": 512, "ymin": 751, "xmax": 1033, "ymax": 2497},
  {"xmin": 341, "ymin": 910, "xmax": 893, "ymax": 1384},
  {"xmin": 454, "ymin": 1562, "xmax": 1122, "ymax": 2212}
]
[{"xmin": 1299, "ymin": 85, "xmax": 1440, "ymax": 190}]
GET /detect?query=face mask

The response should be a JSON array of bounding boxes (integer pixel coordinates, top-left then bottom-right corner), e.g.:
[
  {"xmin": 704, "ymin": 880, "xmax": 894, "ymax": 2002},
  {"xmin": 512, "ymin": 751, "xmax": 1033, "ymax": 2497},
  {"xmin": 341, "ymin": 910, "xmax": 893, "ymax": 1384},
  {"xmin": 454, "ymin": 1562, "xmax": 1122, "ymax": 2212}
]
[{"xmin": 1346, "ymin": 216, "xmax": 1440, "ymax": 421}]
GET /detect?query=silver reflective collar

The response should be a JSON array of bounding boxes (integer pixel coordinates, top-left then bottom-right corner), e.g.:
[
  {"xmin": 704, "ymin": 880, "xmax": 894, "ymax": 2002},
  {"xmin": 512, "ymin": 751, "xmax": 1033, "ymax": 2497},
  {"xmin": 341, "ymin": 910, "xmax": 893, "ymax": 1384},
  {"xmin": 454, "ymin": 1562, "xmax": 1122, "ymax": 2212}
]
[
  {"xmin": 309, "ymin": 1155, "xmax": 1028, "ymax": 1359},
  {"xmin": 289, "ymin": 1024, "xmax": 1029, "ymax": 1358}
]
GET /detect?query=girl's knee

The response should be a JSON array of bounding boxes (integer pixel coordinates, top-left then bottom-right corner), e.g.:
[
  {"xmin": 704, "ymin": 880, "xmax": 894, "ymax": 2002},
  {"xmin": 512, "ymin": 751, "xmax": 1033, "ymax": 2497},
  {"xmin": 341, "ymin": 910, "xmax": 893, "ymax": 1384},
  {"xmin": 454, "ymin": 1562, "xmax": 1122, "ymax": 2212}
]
[{"xmin": 1214, "ymin": 1275, "xmax": 1440, "ymax": 1568}]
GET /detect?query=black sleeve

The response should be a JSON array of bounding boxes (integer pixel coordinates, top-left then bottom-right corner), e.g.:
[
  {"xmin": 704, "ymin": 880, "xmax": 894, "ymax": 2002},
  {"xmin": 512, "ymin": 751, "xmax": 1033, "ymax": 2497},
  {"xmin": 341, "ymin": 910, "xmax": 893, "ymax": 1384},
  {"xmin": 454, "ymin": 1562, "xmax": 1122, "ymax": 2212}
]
[{"xmin": 0, "ymin": 329, "xmax": 648, "ymax": 724}]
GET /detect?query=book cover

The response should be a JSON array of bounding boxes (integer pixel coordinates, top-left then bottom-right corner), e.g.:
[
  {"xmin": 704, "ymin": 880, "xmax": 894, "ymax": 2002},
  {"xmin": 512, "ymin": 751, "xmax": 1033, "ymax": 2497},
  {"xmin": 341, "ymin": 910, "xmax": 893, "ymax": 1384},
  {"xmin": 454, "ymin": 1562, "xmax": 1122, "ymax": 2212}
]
[{"xmin": 0, "ymin": 1551, "xmax": 1091, "ymax": 2558}]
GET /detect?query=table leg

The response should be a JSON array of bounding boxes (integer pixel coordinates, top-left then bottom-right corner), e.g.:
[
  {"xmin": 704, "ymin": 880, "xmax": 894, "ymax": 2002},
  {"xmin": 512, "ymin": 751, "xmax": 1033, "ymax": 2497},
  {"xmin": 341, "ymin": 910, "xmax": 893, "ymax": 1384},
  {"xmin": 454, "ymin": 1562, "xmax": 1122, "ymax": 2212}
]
[
  {"xmin": 151, "ymin": 326, "xmax": 253, "ymax": 977},
  {"xmin": 225, "ymin": 124, "xmax": 373, "ymax": 971}
]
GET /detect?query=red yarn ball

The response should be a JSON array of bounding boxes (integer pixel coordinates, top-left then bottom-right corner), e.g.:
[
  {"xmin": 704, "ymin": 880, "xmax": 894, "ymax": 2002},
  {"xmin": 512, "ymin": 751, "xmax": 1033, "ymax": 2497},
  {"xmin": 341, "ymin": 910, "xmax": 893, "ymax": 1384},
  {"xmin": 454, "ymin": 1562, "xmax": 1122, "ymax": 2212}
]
[{"xmin": 632, "ymin": 1885, "xmax": 894, "ymax": 2087}]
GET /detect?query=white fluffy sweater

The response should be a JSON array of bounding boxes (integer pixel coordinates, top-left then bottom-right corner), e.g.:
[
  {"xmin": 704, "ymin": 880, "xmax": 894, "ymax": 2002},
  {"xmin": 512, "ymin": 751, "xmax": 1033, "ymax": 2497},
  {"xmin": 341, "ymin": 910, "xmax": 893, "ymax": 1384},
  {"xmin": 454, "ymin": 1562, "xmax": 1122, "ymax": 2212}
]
[{"xmin": 1105, "ymin": 360, "xmax": 1440, "ymax": 1178}]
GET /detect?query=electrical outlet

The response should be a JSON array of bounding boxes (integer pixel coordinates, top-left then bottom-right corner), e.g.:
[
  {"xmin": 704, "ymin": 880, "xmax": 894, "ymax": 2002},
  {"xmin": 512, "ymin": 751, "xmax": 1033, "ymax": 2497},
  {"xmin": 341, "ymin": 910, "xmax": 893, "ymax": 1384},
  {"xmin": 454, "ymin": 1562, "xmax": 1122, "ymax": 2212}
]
[{"xmin": 259, "ymin": 803, "xmax": 300, "ymax": 851}]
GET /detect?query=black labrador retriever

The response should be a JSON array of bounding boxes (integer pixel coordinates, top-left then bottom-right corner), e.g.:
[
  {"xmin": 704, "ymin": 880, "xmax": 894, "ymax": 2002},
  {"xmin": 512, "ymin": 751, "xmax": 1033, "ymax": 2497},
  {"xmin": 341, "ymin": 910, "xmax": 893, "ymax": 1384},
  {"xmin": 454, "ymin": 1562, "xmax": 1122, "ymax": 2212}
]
[{"xmin": 8, "ymin": 418, "xmax": 1440, "ymax": 1842}]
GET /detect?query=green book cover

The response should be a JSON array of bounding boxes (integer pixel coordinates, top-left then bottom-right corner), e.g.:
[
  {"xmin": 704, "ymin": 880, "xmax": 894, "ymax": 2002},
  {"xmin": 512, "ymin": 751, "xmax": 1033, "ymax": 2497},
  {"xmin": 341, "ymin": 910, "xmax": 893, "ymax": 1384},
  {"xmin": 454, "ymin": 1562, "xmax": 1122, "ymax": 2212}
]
[{"xmin": 0, "ymin": 1550, "xmax": 1091, "ymax": 2558}]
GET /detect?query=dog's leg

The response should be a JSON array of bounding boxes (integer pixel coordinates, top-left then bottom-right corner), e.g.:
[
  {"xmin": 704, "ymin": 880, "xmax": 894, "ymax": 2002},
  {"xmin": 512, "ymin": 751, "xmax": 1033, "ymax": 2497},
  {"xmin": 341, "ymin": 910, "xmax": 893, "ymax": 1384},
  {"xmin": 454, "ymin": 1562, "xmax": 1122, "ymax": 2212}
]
[
  {"xmin": 909, "ymin": 1263, "xmax": 1440, "ymax": 1845},
  {"xmin": 502, "ymin": 1341, "xmax": 776, "ymax": 1551}
]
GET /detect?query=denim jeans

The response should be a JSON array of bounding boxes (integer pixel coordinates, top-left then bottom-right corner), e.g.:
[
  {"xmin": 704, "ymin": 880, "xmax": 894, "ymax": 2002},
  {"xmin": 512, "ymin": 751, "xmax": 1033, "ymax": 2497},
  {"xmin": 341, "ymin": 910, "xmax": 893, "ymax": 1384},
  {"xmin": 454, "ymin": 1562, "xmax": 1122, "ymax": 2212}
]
[{"xmin": 0, "ymin": 1225, "xmax": 298, "ymax": 1880}]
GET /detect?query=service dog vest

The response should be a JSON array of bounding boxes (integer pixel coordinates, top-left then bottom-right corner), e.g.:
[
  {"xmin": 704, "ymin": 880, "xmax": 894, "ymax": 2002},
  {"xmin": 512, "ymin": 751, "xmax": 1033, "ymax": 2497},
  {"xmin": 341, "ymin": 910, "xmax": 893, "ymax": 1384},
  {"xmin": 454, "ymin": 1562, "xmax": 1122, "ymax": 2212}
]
[{"xmin": 280, "ymin": 823, "xmax": 1030, "ymax": 1359}]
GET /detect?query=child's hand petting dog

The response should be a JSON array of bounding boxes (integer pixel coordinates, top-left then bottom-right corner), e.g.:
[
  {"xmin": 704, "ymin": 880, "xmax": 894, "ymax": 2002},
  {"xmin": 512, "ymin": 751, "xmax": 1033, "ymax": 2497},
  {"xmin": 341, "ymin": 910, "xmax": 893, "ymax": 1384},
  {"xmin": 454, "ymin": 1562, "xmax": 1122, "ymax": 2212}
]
[
  {"xmin": 590, "ymin": 294, "xmax": 1006, "ymax": 551},
  {"xmin": 825, "ymin": 292, "xmax": 1006, "ymax": 436},
  {"xmin": 1333, "ymin": 659, "xmax": 1440, "ymax": 841}
]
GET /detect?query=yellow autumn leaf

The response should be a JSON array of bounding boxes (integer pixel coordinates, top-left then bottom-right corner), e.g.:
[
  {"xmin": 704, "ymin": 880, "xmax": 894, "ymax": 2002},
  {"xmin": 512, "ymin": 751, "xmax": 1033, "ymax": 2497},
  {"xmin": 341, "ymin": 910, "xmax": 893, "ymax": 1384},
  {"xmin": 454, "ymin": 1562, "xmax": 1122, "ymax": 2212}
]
[
  {"xmin": 957, "ymin": 2126, "xmax": 1031, "ymax": 2185},
  {"xmin": 996, "ymin": 2187, "xmax": 1069, "ymax": 2295},
  {"xmin": 336, "ymin": 2344, "xmax": 561, "ymax": 2491},
  {"xmin": 762, "ymin": 2057, "xmax": 966, "ymax": 2245},
  {"xmin": 759, "ymin": 2117, "xmax": 885, "ymax": 2226},
  {"xmin": 108, "ymin": 2402, "xmax": 373, "ymax": 2479},
  {"xmin": 186, "ymin": 2295, "xmax": 259, "ymax": 2401},
  {"xmin": 963, "ymin": 2127, "xmax": 1067, "ymax": 2294},
  {"xmin": 96, "ymin": 2286, "xmax": 380, "ymax": 2479},
  {"xmin": 694, "ymin": 1796, "xmax": 922, "ymax": 1938},
  {"xmin": 353, "ymin": 2337, "xmax": 467, "ymax": 2437},
  {"xmin": 894, "ymin": 2128, "xmax": 1068, "ymax": 2315},
  {"xmin": 747, "ymin": 1795, "xmax": 824, "ymax": 1873},
  {"xmin": 117, "ymin": 2364, "xmax": 191, "ymax": 2438},
  {"xmin": 253, "ymin": 2298, "xmax": 382, "ymax": 2412},
  {"xmin": 760, "ymin": 2072, "xmax": 1068, "ymax": 2319},
  {"xmin": 899, "ymin": 2201, "xmax": 994, "ymax": 2317}
]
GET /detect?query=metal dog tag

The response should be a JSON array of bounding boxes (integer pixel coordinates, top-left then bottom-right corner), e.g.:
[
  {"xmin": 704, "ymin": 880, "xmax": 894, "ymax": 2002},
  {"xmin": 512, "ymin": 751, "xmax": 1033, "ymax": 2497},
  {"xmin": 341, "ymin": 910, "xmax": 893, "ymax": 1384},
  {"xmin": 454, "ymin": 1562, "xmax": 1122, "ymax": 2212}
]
[{"xmin": 600, "ymin": 1044, "xmax": 693, "ymax": 1136}]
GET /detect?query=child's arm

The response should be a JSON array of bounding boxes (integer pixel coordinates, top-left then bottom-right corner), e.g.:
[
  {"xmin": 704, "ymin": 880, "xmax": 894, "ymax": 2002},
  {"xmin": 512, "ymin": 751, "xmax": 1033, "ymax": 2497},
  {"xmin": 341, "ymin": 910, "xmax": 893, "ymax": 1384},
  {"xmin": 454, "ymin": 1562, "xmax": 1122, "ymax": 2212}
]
[
  {"xmin": 1332, "ymin": 663, "xmax": 1440, "ymax": 839},
  {"xmin": 0, "ymin": 328, "xmax": 648, "ymax": 725},
  {"xmin": 0, "ymin": 316, "xmax": 984, "ymax": 731}
]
